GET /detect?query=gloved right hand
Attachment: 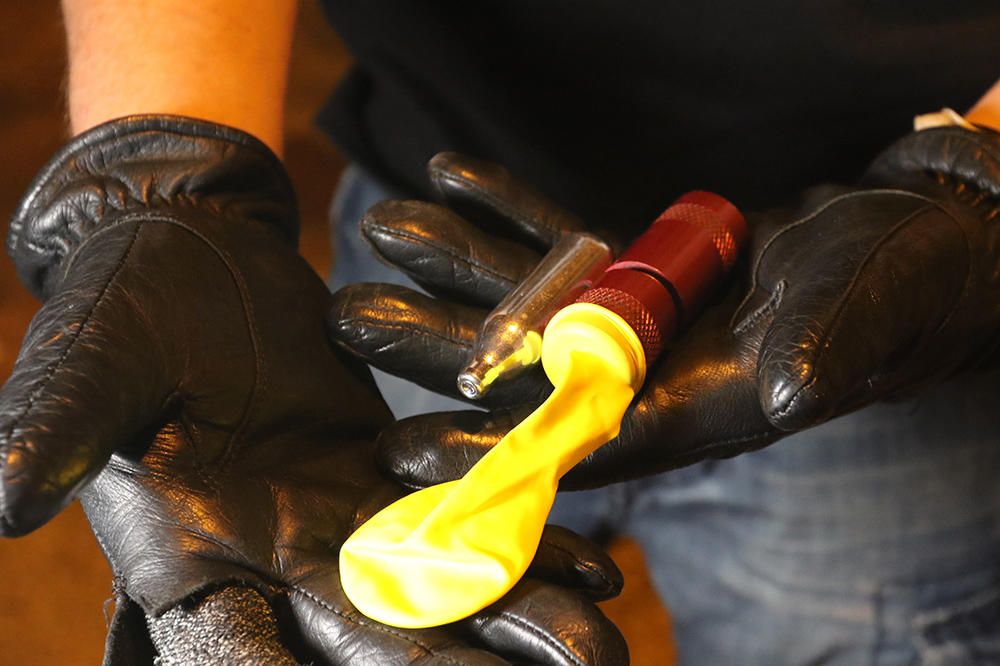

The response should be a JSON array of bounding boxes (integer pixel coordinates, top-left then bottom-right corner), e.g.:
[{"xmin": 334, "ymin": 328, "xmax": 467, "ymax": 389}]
[
  {"xmin": 0, "ymin": 116, "xmax": 628, "ymax": 665},
  {"xmin": 330, "ymin": 131, "xmax": 1000, "ymax": 489}
]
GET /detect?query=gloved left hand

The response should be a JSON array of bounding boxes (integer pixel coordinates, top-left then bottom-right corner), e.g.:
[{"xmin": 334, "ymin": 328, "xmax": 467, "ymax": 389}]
[
  {"xmin": 329, "ymin": 126, "xmax": 1000, "ymax": 489},
  {"xmin": 0, "ymin": 116, "xmax": 627, "ymax": 665}
]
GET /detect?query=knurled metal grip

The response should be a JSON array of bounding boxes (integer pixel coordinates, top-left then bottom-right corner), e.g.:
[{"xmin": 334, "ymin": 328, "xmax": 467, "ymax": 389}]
[{"xmin": 577, "ymin": 191, "xmax": 746, "ymax": 364}]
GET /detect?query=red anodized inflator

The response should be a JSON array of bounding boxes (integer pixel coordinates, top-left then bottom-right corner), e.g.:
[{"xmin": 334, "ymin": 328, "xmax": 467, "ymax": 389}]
[
  {"xmin": 578, "ymin": 191, "xmax": 747, "ymax": 362},
  {"xmin": 457, "ymin": 191, "xmax": 746, "ymax": 400}
]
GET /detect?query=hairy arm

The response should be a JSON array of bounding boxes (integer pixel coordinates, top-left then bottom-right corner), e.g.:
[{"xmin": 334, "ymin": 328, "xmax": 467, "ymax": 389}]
[{"xmin": 62, "ymin": 0, "xmax": 297, "ymax": 155}]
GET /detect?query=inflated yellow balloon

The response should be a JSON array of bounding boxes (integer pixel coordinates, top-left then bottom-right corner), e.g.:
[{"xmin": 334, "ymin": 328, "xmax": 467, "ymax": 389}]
[{"xmin": 340, "ymin": 303, "xmax": 645, "ymax": 628}]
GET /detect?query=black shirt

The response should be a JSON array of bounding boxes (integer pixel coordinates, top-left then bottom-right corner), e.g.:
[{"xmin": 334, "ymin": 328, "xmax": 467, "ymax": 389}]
[{"xmin": 318, "ymin": 1, "xmax": 1000, "ymax": 232}]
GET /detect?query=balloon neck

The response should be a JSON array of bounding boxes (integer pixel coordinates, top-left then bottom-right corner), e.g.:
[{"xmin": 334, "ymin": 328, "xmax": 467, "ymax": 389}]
[{"xmin": 541, "ymin": 302, "xmax": 647, "ymax": 393}]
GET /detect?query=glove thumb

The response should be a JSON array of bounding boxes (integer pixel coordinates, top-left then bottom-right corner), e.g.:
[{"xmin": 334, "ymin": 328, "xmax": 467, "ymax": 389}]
[
  {"xmin": 0, "ymin": 225, "xmax": 172, "ymax": 536},
  {"xmin": 754, "ymin": 192, "xmax": 971, "ymax": 430}
]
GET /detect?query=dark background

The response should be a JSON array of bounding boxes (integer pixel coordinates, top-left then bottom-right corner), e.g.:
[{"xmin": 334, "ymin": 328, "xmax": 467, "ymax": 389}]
[{"xmin": 0, "ymin": 2, "xmax": 672, "ymax": 663}]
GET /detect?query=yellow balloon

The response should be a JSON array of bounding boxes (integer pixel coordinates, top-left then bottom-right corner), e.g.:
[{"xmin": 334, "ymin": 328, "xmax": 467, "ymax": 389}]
[{"xmin": 340, "ymin": 303, "xmax": 645, "ymax": 628}]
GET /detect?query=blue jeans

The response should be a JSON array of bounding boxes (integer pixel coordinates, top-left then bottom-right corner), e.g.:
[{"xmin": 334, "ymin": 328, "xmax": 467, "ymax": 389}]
[{"xmin": 330, "ymin": 165, "xmax": 1000, "ymax": 665}]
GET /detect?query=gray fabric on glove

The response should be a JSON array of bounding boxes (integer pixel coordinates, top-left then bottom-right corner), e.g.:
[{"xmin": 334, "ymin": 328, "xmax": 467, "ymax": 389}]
[{"xmin": 147, "ymin": 586, "xmax": 298, "ymax": 666}]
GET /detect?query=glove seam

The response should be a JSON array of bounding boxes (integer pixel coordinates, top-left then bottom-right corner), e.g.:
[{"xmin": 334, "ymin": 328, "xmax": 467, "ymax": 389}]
[
  {"xmin": 536, "ymin": 536, "xmax": 617, "ymax": 593},
  {"xmin": 741, "ymin": 189, "xmax": 935, "ymax": 323},
  {"xmin": 764, "ymin": 202, "xmax": 941, "ymax": 422},
  {"xmin": 732, "ymin": 279, "xmax": 785, "ymax": 334},
  {"xmin": 287, "ymin": 584, "xmax": 467, "ymax": 666},
  {"xmin": 337, "ymin": 317, "xmax": 474, "ymax": 351},
  {"xmin": 366, "ymin": 223, "xmax": 520, "ymax": 291},
  {"xmin": 495, "ymin": 611, "xmax": 586, "ymax": 666},
  {"xmin": 73, "ymin": 212, "xmax": 267, "ymax": 474},
  {"xmin": 435, "ymin": 170, "xmax": 567, "ymax": 248},
  {"xmin": 57, "ymin": 212, "xmax": 170, "ymax": 288},
  {"xmin": 68, "ymin": 211, "xmax": 266, "ymax": 477},
  {"xmin": 144, "ymin": 215, "xmax": 267, "ymax": 476},
  {"xmin": 0, "ymin": 220, "xmax": 144, "ymax": 532}
]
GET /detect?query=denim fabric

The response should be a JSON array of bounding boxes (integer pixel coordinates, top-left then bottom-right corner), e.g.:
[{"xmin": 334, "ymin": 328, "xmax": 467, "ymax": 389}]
[
  {"xmin": 330, "ymin": 165, "xmax": 1000, "ymax": 665},
  {"xmin": 626, "ymin": 374, "xmax": 1000, "ymax": 665}
]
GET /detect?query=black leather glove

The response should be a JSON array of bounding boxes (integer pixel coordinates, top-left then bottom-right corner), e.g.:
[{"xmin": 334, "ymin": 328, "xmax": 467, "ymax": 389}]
[
  {"xmin": 0, "ymin": 117, "xmax": 628, "ymax": 665},
  {"xmin": 329, "ymin": 127, "xmax": 1000, "ymax": 490}
]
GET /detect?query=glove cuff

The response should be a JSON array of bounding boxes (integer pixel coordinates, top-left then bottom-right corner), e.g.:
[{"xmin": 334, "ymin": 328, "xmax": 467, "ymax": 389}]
[
  {"xmin": 863, "ymin": 125, "xmax": 1000, "ymax": 206},
  {"xmin": 8, "ymin": 115, "xmax": 299, "ymax": 299}
]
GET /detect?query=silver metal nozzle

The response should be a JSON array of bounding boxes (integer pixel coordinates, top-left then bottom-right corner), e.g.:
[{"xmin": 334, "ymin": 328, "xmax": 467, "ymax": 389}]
[
  {"xmin": 457, "ymin": 233, "xmax": 612, "ymax": 399},
  {"xmin": 457, "ymin": 373, "xmax": 484, "ymax": 400}
]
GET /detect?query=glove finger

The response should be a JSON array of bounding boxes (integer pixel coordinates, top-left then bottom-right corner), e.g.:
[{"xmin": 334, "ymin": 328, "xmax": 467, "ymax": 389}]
[
  {"xmin": 376, "ymin": 406, "xmax": 534, "ymax": 490},
  {"xmin": 753, "ymin": 191, "xmax": 972, "ymax": 430},
  {"xmin": 428, "ymin": 153, "xmax": 587, "ymax": 251},
  {"xmin": 377, "ymin": 394, "xmax": 773, "ymax": 493},
  {"xmin": 529, "ymin": 525, "xmax": 623, "ymax": 601},
  {"xmin": 378, "ymin": 288, "xmax": 778, "ymax": 491},
  {"xmin": 361, "ymin": 200, "xmax": 543, "ymax": 308},
  {"xmin": 0, "ymin": 230, "xmax": 172, "ymax": 536},
  {"xmin": 464, "ymin": 579, "xmax": 629, "ymax": 666},
  {"xmin": 329, "ymin": 283, "xmax": 551, "ymax": 408},
  {"xmin": 288, "ymin": 571, "xmax": 512, "ymax": 665},
  {"xmin": 567, "ymin": 287, "xmax": 778, "ymax": 486}
]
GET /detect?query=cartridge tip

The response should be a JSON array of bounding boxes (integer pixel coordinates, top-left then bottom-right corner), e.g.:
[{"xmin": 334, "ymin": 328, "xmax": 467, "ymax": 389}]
[{"xmin": 457, "ymin": 372, "xmax": 485, "ymax": 400}]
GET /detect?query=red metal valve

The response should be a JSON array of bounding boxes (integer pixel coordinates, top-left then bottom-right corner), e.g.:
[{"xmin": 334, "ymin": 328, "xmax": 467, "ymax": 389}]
[{"xmin": 578, "ymin": 191, "xmax": 746, "ymax": 362}]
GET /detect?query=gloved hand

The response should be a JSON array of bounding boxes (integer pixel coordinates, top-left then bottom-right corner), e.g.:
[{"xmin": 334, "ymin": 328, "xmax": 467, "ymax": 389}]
[
  {"xmin": 329, "ymin": 126, "xmax": 1000, "ymax": 490},
  {"xmin": 0, "ymin": 116, "xmax": 628, "ymax": 665}
]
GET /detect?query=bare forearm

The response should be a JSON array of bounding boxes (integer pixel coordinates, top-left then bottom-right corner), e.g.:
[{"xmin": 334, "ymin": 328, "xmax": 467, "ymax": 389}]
[
  {"xmin": 62, "ymin": 0, "xmax": 297, "ymax": 155},
  {"xmin": 967, "ymin": 78, "xmax": 1000, "ymax": 131}
]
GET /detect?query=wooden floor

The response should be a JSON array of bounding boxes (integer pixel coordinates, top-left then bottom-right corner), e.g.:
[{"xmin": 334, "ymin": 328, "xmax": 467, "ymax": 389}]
[{"xmin": 0, "ymin": 3, "xmax": 673, "ymax": 663}]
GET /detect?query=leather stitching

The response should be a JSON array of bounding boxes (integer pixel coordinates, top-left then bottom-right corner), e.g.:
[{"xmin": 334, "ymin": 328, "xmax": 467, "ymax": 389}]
[
  {"xmin": 741, "ymin": 189, "xmax": 934, "ymax": 310},
  {"xmin": 0, "ymin": 220, "xmax": 143, "ymax": 530},
  {"xmin": 537, "ymin": 535, "xmax": 617, "ymax": 592},
  {"xmin": 732, "ymin": 280, "xmax": 785, "ymax": 334},
  {"xmin": 337, "ymin": 317, "xmax": 473, "ymax": 351},
  {"xmin": 368, "ymin": 223, "xmax": 521, "ymax": 288},
  {"xmin": 436, "ymin": 171, "xmax": 563, "ymax": 247},
  {"xmin": 148, "ymin": 217, "xmax": 267, "ymax": 475},
  {"xmin": 289, "ymin": 585, "xmax": 466, "ymax": 666},
  {"xmin": 496, "ymin": 611, "xmax": 586, "ymax": 666},
  {"xmin": 56, "ymin": 211, "xmax": 264, "ymax": 479},
  {"xmin": 765, "ymin": 203, "xmax": 938, "ymax": 421}
]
